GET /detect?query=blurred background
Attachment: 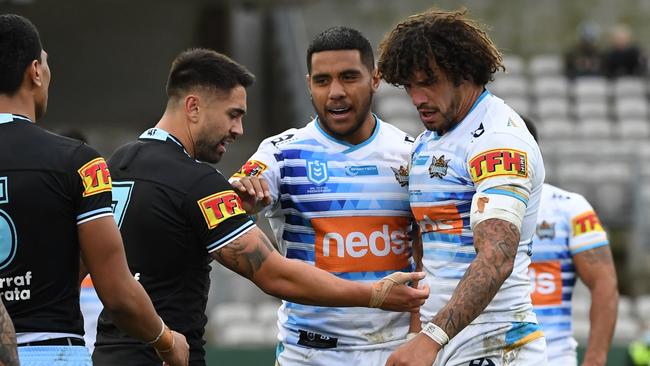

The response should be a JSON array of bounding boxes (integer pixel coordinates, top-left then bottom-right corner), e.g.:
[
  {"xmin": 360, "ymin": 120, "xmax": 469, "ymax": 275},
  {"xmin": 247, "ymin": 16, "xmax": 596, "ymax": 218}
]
[{"xmin": 2, "ymin": 0, "xmax": 650, "ymax": 364}]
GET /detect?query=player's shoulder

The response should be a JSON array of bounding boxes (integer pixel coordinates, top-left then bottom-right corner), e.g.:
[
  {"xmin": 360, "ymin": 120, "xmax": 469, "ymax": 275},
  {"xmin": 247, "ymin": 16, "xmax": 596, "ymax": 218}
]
[
  {"xmin": 35, "ymin": 128, "xmax": 102, "ymax": 169},
  {"xmin": 111, "ymin": 138, "xmax": 223, "ymax": 188},
  {"xmin": 479, "ymin": 94, "xmax": 536, "ymax": 144},
  {"xmin": 376, "ymin": 117, "xmax": 416, "ymax": 148},
  {"xmin": 543, "ymin": 183, "xmax": 591, "ymax": 209},
  {"xmin": 35, "ymin": 127, "xmax": 87, "ymax": 154},
  {"xmin": 258, "ymin": 127, "xmax": 303, "ymax": 150}
]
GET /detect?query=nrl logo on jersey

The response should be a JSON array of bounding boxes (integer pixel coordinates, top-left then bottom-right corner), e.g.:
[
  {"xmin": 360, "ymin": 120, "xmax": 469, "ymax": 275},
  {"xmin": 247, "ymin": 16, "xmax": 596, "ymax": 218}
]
[
  {"xmin": 536, "ymin": 220, "xmax": 556, "ymax": 239},
  {"xmin": 429, "ymin": 155, "xmax": 451, "ymax": 178},
  {"xmin": 391, "ymin": 165, "xmax": 409, "ymax": 186},
  {"xmin": 306, "ymin": 159, "xmax": 329, "ymax": 186}
]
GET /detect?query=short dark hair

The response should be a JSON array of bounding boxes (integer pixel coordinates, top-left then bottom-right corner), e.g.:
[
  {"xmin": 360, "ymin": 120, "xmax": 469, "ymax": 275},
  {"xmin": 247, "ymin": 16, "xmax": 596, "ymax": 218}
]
[
  {"xmin": 306, "ymin": 26, "xmax": 375, "ymax": 73},
  {"xmin": 521, "ymin": 115, "xmax": 538, "ymax": 142},
  {"xmin": 165, "ymin": 48, "xmax": 255, "ymax": 99},
  {"xmin": 378, "ymin": 8, "xmax": 504, "ymax": 87},
  {"xmin": 0, "ymin": 14, "xmax": 43, "ymax": 95}
]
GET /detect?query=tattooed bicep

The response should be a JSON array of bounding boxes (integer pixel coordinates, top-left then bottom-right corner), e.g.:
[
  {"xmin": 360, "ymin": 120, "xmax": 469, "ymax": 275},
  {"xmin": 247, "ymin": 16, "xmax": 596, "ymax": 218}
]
[
  {"xmin": 473, "ymin": 218, "xmax": 520, "ymax": 257},
  {"xmin": 211, "ymin": 227, "xmax": 276, "ymax": 279}
]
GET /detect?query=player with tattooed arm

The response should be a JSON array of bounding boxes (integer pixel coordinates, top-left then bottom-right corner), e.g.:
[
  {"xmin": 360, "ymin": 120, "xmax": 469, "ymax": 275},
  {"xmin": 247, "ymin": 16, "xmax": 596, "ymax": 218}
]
[{"xmin": 378, "ymin": 8, "xmax": 547, "ymax": 366}]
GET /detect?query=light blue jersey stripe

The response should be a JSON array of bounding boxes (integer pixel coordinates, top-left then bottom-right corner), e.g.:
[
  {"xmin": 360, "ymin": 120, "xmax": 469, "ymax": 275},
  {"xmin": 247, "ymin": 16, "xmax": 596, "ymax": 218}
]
[
  {"xmin": 206, "ymin": 220, "xmax": 255, "ymax": 251},
  {"xmin": 483, "ymin": 187, "xmax": 529, "ymax": 206},
  {"xmin": 76, "ymin": 207, "xmax": 113, "ymax": 221}
]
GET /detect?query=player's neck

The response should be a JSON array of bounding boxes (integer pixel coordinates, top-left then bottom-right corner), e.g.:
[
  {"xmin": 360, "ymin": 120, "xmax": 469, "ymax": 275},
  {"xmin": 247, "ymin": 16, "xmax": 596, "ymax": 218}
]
[
  {"xmin": 0, "ymin": 92, "xmax": 37, "ymax": 122},
  {"xmin": 454, "ymin": 84, "xmax": 484, "ymax": 123},
  {"xmin": 155, "ymin": 109, "xmax": 195, "ymax": 157}
]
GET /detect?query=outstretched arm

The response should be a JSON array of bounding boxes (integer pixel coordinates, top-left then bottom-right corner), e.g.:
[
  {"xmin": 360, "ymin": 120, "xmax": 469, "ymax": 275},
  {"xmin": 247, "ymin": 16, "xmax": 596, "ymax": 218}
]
[
  {"xmin": 211, "ymin": 226, "xmax": 429, "ymax": 311},
  {"xmin": 574, "ymin": 246, "xmax": 618, "ymax": 366},
  {"xmin": 0, "ymin": 299, "xmax": 18, "ymax": 366}
]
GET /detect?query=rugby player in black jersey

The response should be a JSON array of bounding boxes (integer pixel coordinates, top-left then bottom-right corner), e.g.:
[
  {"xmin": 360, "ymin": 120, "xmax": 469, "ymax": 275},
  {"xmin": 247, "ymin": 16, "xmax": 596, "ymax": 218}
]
[
  {"xmin": 0, "ymin": 14, "xmax": 189, "ymax": 366},
  {"xmin": 93, "ymin": 48, "xmax": 429, "ymax": 366}
]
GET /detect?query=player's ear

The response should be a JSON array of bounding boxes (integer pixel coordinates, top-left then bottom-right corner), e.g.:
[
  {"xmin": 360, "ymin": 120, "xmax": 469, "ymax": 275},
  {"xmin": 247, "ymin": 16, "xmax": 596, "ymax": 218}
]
[
  {"xmin": 26, "ymin": 59, "xmax": 42, "ymax": 87},
  {"xmin": 305, "ymin": 73, "xmax": 312, "ymax": 94},
  {"xmin": 184, "ymin": 94, "xmax": 200, "ymax": 124},
  {"xmin": 371, "ymin": 67, "xmax": 381, "ymax": 92}
]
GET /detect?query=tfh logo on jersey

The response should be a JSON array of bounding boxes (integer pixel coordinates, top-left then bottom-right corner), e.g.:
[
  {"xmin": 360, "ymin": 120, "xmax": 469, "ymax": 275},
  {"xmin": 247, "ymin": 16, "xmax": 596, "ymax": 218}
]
[
  {"xmin": 429, "ymin": 155, "xmax": 451, "ymax": 178},
  {"xmin": 78, "ymin": 157, "xmax": 112, "ymax": 197},
  {"xmin": 232, "ymin": 160, "xmax": 268, "ymax": 178},
  {"xmin": 469, "ymin": 148, "xmax": 527, "ymax": 183},
  {"xmin": 312, "ymin": 216, "xmax": 410, "ymax": 272},
  {"xmin": 572, "ymin": 211, "xmax": 604, "ymax": 236},
  {"xmin": 197, "ymin": 190, "xmax": 246, "ymax": 229},
  {"xmin": 536, "ymin": 220, "xmax": 556, "ymax": 239},
  {"xmin": 306, "ymin": 159, "xmax": 328, "ymax": 185}
]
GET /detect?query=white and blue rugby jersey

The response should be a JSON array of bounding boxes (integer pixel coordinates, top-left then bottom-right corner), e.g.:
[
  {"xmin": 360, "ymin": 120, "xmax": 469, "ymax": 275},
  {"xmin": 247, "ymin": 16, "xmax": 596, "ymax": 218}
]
[
  {"xmin": 231, "ymin": 117, "xmax": 415, "ymax": 350},
  {"xmin": 409, "ymin": 91, "xmax": 545, "ymax": 326},
  {"xmin": 530, "ymin": 183, "xmax": 609, "ymax": 355}
]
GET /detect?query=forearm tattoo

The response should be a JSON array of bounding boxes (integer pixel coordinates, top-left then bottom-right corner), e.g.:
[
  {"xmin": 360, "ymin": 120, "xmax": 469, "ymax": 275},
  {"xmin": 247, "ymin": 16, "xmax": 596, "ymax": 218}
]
[
  {"xmin": 215, "ymin": 230, "xmax": 275, "ymax": 279},
  {"xmin": 432, "ymin": 219, "xmax": 519, "ymax": 339},
  {"xmin": 0, "ymin": 300, "xmax": 18, "ymax": 366}
]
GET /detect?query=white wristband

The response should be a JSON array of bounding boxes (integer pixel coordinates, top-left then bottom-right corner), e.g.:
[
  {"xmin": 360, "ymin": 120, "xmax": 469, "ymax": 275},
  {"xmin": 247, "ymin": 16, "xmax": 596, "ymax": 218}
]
[
  {"xmin": 146, "ymin": 317, "xmax": 166, "ymax": 345},
  {"xmin": 420, "ymin": 322, "xmax": 449, "ymax": 347}
]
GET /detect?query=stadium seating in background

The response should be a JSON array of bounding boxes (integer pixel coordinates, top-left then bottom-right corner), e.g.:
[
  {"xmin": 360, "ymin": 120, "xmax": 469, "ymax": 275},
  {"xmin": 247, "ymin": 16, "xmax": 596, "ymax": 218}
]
[
  {"xmin": 533, "ymin": 76, "xmax": 570, "ymax": 99},
  {"xmin": 529, "ymin": 54, "xmax": 564, "ymax": 76}
]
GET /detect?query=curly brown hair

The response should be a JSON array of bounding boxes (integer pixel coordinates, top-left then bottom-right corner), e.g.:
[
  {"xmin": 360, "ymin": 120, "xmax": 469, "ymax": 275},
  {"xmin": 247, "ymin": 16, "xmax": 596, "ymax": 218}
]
[{"xmin": 378, "ymin": 8, "xmax": 504, "ymax": 87}]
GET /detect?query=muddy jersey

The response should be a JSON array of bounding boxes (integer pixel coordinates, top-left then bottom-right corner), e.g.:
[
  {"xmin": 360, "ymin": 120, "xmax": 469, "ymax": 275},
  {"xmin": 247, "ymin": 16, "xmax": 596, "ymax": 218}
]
[
  {"xmin": 231, "ymin": 117, "xmax": 414, "ymax": 350},
  {"xmin": 530, "ymin": 183, "xmax": 608, "ymax": 353},
  {"xmin": 0, "ymin": 113, "xmax": 113, "ymax": 337},
  {"xmin": 409, "ymin": 91, "xmax": 545, "ymax": 325}
]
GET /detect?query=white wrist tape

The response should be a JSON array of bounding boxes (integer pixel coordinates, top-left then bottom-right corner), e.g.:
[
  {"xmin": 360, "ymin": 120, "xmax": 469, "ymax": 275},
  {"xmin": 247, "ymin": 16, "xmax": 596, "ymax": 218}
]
[
  {"xmin": 420, "ymin": 322, "xmax": 449, "ymax": 347},
  {"xmin": 469, "ymin": 190, "xmax": 526, "ymax": 231}
]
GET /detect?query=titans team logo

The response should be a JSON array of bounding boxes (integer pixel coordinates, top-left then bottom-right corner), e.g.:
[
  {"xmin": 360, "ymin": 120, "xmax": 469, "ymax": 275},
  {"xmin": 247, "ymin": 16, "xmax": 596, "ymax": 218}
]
[
  {"xmin": 307, "ymin": 159, "xmax": 329, "ymax": 186},
  {"xmin": 391, "ymin": 166, "xmax": 409, "ymax": 187},
  {"xmin": 536, "ymin": 220, "xmax": 556, "ymax": 239},
  {"xmin": 429, "ymin": 155, "xmax": 451, "ymax": 178}
]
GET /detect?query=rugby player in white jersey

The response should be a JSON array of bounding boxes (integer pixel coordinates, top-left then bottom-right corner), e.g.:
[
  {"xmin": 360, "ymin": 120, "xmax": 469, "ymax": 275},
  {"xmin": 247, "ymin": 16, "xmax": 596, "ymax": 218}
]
[
  {"xmin": 231, "ymin": 27, "xmax": 428, "ymax": 366},
  {"xmin": 378, "ymin": 8, "xmax": 547, "ymax": 366},
  {"xmin": 523, "ymin": 117, "xmax": 618, "ymax": 366}
]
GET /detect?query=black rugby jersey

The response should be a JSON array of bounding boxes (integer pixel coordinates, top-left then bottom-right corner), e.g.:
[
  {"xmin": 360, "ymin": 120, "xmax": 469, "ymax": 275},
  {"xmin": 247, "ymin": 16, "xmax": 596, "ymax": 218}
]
[
  {"xmin": 94, "ymin": 128, "xmax": 254, "ymax": 366},
  {"xmin": 0, "ymin": 113, "xmax": 113, "ymax": 336}
]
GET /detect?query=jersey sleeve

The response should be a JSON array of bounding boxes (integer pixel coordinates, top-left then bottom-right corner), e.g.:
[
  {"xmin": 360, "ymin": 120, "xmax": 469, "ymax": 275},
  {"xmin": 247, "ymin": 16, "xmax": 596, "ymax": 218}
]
[
  {"xmin": 467, "ymin": 130, "xmax": 541, "ymax": 209},
  {"xmin": 566, "ymin": 194, "xmax": 609, "ymax": 255},
  {"xmin": 71, "ymin": 144, "xmax": 114, "ymax": 225},
  {"xmin": 230, "ymin": 131, "xmax": 292, "ymax": 207},
  {"xmin": 187, "ymin": 172, "xmax": 255, "ymax": 253}
]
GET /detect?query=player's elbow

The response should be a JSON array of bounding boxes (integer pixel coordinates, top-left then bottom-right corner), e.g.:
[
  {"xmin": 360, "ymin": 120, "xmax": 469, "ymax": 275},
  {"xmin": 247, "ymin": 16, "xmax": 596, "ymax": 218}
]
[{"xmin": 95, "ymin": 280, "xmax": 141, "ymax": 318}]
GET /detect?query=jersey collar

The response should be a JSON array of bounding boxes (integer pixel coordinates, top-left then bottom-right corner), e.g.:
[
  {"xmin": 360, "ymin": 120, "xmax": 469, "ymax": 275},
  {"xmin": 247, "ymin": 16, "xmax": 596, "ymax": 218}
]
[
  {"xmin": 139, "ymin": 127, "xmax": 191, "ymax": 157},
  {"xmin": 428, "ymin": 88, "xmax": 490, "ymax": 140},
  {"xmin": 314, "ymin": 114, "xmax": 380, "ymax": 154},
  {"xmin": 0, "ymin": 113, "xmax": 33, "ymax": 125}
]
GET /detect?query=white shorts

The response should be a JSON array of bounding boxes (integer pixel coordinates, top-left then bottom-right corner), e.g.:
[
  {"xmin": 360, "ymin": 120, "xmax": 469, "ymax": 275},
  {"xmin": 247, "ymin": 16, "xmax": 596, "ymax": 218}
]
[
  {"xmin": 546, "ymin": 338, "xmax": 577, "ymax": 366},
  {"xmin": 275, "ymin": 342, "xmax": 398, "ymax": 366},
  {"xmin": 433, "ymin": 322, "xmax": 548, "ymax": 366},
  {"xmin": 18, "ymin": 346, "xmax": 92, "ymax": 366},
  {"xmin": 80, "ymin": 286, "xmax": 103, "ymax": 354}
]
